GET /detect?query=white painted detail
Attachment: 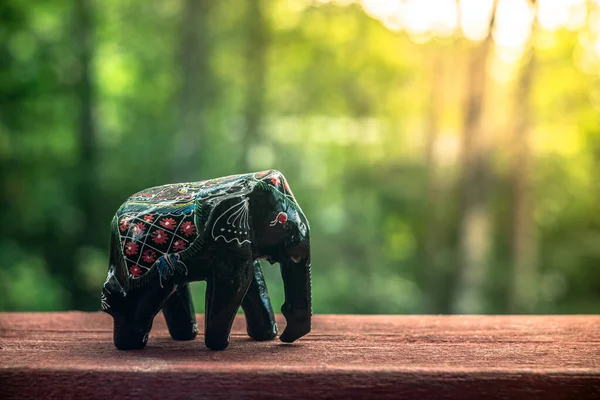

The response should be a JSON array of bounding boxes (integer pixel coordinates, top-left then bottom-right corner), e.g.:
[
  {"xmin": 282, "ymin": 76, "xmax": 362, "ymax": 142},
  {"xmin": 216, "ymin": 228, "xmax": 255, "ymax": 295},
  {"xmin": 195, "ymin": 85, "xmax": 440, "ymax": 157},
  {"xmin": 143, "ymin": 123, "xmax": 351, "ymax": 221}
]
[{"xmin": 212, "ymin": 198, "xmax": 251, "ymax": 245}]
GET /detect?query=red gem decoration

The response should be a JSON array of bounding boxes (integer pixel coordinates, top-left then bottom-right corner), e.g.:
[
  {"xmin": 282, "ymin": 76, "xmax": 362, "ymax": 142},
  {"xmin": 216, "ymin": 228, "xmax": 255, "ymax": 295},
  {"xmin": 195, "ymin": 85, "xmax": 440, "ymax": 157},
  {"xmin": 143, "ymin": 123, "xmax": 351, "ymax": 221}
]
[{"xmin": 277, "ymin": 212, "xmax": 288, "ymax": 224}]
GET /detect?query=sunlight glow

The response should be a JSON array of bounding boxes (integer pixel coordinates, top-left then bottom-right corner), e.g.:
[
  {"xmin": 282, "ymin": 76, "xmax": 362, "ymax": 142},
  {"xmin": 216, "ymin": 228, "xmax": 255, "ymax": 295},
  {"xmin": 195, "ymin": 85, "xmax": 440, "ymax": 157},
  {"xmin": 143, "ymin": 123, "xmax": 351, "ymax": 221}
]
[
  {"xmin": 493, "ymin": 0, "xmax": 535, "ymax": 63},
  {"xmin": 361, "ymin": 0, "xmax": 403, "ymax": 32},
  {"xmin": 403, "ymin": 1, "xmax": 431, "ymax": 35},
  {"xmin": 459, "ymin": 0, "xmax": 495, "ymax": 41},
  {"xmin": 538, "ymin": 0, "xmax": 571, "ymax": 30},
  {"xmin": 360, "ymin": 0, "xmax": 458, "ymax": 38},
  {"xmin": 590, "ymin": 7, "xmax": 600, "ymax": 36},
  {"xmin": 360, "ymin": 0, "xmax": 401, "ymax": 21},
  {"xmin": 328, "ymin": 0, "xmax": 600, "ymax": 65},
  {"xmin": 594, "ymin": 36, "xmax": 600, "ymax": 59},
  {"xmin": 405, "ymin": 0, "xmax": 457, "ymax": 37},
  {"xmin": 566, "ymin": 1, "xmax": 588, "ymax": 30},
  {"xmin": 490, "ymin": 51, "xmax": 519, "ymax": 84},
  {"xmin": 538, "ymin": 0, "xmax": 587, "ymax": 31}
]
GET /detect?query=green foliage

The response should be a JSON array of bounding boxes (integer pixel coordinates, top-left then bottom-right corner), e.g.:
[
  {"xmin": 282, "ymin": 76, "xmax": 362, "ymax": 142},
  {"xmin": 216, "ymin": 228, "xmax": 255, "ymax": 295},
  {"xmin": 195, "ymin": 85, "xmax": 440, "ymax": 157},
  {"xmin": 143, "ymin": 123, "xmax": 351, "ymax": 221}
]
[{"xmin": 1, "ymin": 0, "xmax": 599, "ymax": 315}]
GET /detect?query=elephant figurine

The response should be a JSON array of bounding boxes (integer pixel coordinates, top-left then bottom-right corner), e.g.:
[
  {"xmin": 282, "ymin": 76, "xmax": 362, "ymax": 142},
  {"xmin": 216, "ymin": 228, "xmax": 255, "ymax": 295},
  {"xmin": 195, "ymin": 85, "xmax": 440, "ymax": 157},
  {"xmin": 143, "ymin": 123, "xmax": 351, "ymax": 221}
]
[{"xmin": 101, "ymin": 170, "xmax": 311, "ymax": 350}]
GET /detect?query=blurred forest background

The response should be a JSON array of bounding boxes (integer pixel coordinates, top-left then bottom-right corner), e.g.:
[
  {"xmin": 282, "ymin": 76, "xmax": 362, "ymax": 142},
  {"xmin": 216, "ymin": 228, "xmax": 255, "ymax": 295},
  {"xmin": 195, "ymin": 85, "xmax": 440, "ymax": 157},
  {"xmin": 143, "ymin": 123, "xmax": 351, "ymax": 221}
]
[{"xmin": 1, "ymin": 0, "xmax": 600, "ymax": 314}]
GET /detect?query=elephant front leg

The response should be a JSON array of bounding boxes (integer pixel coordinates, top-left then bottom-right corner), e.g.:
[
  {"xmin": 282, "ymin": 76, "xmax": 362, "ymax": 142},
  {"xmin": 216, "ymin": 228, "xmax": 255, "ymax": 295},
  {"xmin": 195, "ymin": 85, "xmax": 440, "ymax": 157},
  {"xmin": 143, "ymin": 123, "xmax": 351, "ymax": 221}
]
[
  {"xmin": 162, "ymin": 283, "xmax": 198, "ymax": 341},
  {"xmin": 204, "ymin": 260, "xmax": 253, "ymax": 350},
  {"xmin": 241, "ymin": 260, "xmax": 277, "ymax": 341}
]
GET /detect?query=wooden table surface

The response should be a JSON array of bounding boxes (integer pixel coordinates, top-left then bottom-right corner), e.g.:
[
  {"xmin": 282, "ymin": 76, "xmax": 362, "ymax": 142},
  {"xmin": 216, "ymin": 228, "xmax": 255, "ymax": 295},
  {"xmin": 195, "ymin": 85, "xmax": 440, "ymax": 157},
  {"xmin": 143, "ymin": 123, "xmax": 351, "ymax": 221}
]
[{"xmin": 1, "ymin": 312, "xmax": 599, "ymax": 399}]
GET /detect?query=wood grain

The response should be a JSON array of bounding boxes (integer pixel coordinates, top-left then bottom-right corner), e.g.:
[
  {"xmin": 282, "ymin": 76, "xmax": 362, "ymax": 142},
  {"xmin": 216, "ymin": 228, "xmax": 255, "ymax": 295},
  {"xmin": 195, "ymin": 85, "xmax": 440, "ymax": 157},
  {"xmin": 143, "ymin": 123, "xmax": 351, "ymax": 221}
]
[{"xmin": 1, "ymin": 313, "xmax": 599, "ymax": 399}]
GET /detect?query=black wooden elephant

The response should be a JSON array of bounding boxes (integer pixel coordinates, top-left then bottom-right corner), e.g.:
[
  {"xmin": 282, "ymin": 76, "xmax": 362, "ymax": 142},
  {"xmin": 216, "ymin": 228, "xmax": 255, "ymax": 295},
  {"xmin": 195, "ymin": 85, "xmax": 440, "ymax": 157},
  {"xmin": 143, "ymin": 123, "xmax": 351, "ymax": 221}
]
[{"xmin": 101, "ymin": 170, "xmax": 311, "ymax": 350}]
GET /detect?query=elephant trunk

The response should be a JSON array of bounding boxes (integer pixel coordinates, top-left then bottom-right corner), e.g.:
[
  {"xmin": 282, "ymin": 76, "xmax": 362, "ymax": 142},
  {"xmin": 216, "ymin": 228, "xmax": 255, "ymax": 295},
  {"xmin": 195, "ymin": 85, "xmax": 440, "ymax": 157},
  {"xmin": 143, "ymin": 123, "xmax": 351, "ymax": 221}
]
[{"xmin": 279, "ymin": 250, "xmax": 311, "ymax": 343}]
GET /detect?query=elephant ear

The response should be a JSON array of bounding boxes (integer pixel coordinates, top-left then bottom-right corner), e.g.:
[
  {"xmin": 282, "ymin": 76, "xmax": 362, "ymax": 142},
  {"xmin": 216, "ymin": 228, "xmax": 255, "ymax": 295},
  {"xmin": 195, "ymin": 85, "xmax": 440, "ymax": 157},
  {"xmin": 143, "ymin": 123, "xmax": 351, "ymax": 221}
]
[{"xmin": 210, "ymin": 196, "xmax": 252, "ymax": 246}]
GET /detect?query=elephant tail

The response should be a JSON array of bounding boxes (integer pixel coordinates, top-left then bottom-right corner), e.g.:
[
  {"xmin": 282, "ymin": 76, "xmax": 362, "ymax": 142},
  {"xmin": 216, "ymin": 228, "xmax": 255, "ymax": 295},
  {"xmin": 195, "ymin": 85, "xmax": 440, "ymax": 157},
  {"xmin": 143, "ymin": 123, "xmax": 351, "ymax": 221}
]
[
  {"xmin": 101, "ymin": 215, "xmax": 128, "ymax": 313},
  {"xmin": 108, "ymin": 215, "xmax": 129, "ymax": 290}
]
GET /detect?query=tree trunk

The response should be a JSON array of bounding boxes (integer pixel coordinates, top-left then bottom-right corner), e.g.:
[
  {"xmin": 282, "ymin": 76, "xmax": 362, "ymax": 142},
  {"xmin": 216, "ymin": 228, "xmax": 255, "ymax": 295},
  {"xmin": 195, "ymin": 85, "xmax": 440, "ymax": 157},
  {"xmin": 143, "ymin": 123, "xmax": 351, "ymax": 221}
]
[
  {"xmin": 173, "ymin": 0, "xmax": 212, "ymax": 180},
  {"xmin": 240, "ymin": 0, "xmax": 268, "ymax": 171},
  {"xmin": 68, "ymin": 0, "xmax": 97, "ymax": 308},
  {"xmin": 452, "ymin": 1, "xmax": 498, "ymax": 314},
  {"xmin": 74, "ymin": 0, "xmax": 96, "ymax": 224},
  {"xmin": 421, "ymin": 48, "xmax": 444, "ymax": 313},
  {"xmin": 509, "ymin": 20, "xmax": 537, "ymax": 313}
]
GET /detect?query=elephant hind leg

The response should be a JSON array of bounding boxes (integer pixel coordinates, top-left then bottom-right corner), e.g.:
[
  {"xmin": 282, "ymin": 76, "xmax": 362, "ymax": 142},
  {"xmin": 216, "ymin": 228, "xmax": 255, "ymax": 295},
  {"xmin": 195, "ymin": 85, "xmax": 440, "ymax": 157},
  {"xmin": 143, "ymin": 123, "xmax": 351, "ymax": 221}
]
[
  {"xmin": 163, "ymin": 283, "xmax": 198, "ymax": 341},
  {"xmin": 112, "ymin": 281, "xmax": 175, "ymax": 350},
  {"xmin": 241, "ymin": 261, "xmax": 277, "ymax": 341},
  {"xmin": 113, "ymin": 315, "xmax": 153, "ymax": 350}
]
